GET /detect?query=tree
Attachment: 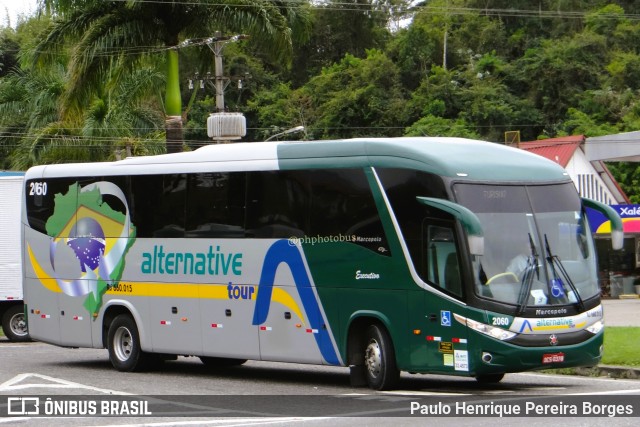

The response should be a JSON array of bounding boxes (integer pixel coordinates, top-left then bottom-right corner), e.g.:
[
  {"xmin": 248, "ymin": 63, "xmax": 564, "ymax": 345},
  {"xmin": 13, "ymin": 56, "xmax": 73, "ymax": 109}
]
[
  {"xmin": 290, "ymin": 1, "xmax": 389, "ymax": 86},
  {"xmin": 0, "ymin": 12, "xmax": 168, "ymax": 169},
  {"xmin": 511, "ymin": 30, "xmax": 608, "ymax": 132},
  {"xmin": 246, "ymin": 82, "xmax": 308, "ymax": 141},
  {"xmin": 0, "ymin": 27, "xmax": 19, "ymax": 77},
  {"xmin": 36, "ymin": 0, "xmax": 310, "ymax": 153},
  {"xmin": 296, "ymin": 50, "xmax": 408, "ymax": 139},
  {"xmin": 405, "ymin": 115, "xmax": 479, "ymax": 138}
]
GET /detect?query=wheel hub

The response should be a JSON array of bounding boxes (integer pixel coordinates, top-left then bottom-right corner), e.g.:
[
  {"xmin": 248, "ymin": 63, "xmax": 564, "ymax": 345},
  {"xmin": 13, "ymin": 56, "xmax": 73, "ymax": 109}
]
[
  {"xmin": 10, "ymin": 313, "xmax": 28, "ymax": 336},
  {"xmin": 113, "ymin": 327, "xmax": 133, "ymax": 362},
  {"xmin": 365, "ymin": 338, "xmax": 382, "ymax": 378}
]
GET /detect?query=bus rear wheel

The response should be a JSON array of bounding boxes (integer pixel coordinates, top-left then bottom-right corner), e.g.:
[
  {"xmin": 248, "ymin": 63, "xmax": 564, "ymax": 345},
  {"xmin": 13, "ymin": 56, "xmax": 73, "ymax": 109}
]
[
  {"xmin": 363, "ymin": 324, "xmax": 399, "ymax": 390},
  {"xmin": 2, "ymin": 305, "xmax": 30, "ymax": 342},
  {"xmin": 107, "ymin": 314, "xmax": 148, "ymax": 372}
]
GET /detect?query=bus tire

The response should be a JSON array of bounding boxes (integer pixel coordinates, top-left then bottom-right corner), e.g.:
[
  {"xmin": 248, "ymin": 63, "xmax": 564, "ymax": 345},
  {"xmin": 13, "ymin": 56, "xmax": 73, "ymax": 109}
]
[
  {"xmin": 107, "ymin": 314, "xmax": 147, "ymax": 372},
  {"xmin": 475, "ymin": 373, "xmax": 505, "ymax": 384},
  {"xmin": 199, "ymin": 356, "xmax": 247, "ymax": 367},
  {"xmin": 363, "ymin": 324, "xmax": 399, "ymax": 390},
  {"xmin": 2, "ymin": 305, "xmax": 30, "ymax": 342}
]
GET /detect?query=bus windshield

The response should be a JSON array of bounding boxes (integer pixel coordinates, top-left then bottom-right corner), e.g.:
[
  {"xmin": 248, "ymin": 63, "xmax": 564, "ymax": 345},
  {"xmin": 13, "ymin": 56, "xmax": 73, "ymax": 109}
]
[{"xmin": 453, "ymin": 182, "xmax": 598, "ymax": 309}]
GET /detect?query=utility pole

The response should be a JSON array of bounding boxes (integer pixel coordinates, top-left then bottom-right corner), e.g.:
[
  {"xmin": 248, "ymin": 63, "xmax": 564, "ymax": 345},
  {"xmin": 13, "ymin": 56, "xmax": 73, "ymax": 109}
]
[
  {"xmin": 204, "ymin": 32, "xmax": 248, "ymax": 142},
  {"xmin": 179, "ymin": 33, "xmax": 249, "ymax": 143},
  {"xmin": 207, "ymin": 31, "xmax": 242, "ymax": 112}
]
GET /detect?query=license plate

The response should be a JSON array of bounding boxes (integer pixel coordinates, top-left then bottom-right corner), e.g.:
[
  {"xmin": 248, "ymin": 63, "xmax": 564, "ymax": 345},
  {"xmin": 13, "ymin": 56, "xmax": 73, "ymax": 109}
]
[{"xmin": 542, "ymin": 352, "xmax": 565, "ymax": 364}]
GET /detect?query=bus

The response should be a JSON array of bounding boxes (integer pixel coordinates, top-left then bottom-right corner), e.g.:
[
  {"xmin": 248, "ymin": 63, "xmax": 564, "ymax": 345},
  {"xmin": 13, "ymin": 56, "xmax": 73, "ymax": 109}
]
[
  {"xmin": 22, "ymin": 137, "xmax": 622, "ymax": 390},
  {"xmin": 1, "ymin": 172, "xmax": 30, "ymax": 342}
]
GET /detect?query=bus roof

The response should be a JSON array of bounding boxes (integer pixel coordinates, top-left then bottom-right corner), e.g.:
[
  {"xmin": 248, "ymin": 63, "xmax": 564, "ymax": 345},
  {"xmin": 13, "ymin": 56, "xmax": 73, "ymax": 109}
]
[{"xmin": 25, "ymin": 137, "xmax": 569, "ymax": 183}]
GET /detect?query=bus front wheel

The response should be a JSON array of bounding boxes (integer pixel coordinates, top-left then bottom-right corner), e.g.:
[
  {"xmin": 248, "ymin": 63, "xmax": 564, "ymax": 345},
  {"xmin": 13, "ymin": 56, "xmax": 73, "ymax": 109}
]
[
  {"xmin": 107, "ymin": 314, "xmax": 146, "ymax": 372},
  {"xmin": 363, "ymin": 324, "xmax": 399, "ymax": 390}
]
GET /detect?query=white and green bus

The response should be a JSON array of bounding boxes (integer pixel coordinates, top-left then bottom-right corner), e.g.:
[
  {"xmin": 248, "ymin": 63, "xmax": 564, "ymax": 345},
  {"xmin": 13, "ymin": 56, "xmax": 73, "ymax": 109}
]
[{"xmin": 22, "ymin": 137, "xmax": 622, "ymax": 390}]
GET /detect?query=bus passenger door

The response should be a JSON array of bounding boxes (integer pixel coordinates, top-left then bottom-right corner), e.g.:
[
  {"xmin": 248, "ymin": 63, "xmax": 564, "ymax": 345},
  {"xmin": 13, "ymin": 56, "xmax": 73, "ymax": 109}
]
[{"xmin": 422, "ymin": 222, "xmax": 470, "ymax": 374}]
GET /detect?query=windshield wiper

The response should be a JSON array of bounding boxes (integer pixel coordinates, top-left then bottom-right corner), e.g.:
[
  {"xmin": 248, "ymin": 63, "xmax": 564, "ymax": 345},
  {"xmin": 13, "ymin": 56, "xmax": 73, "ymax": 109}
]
[
  {"xmin": 544, "ymin": 234, "xmax": 585, "ymax": 312},
  {"xmin": 516, "ymin": 233, "xmax": 539, "ymax": 315}
]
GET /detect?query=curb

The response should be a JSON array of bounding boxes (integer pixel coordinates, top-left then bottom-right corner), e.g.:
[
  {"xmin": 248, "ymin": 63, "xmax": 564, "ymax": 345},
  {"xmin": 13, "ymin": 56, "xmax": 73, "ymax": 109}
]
[{"xmin": 574, "ymin": 365, "xmax": 640, "ymax": 380}]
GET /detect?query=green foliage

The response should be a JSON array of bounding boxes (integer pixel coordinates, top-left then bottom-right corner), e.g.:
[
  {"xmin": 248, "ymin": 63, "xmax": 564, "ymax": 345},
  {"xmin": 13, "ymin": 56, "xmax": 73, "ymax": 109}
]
[
  {"xmin": 247, "ymin": 82, "xmax": 305, "ymax": 141},
  {"xmin": 290, "ymin": 1, "xmax": 389, "ymax": 86},
  {"xmin": 560, "ymin": 108, "xmax": 619, "ymax": 137},
  {"xmin": 405, "ymin": 115, "xmax": 479, "ymax": 138},
  {"xmin": 602, "ymin": 327, "xmax": 640, "ymax": 366},
  {"xmin": 297, "ymin": 50, "xmax": 407, "ymax": 139},
  {"xmin": 607, "ymin": 162, "xmax": 640, "ymax": 204},
  {"xmin": 513, "ymin": 31, "xmax": 608, "ymax": 128},
  {"xmin": 6, "ymin": 0, "xmax": 640, "ymax": 200},
  {"xmin": 0, "ymin": 28, "xmax": 19, "ymax": 77},
  {"xmin": 606, "ymin": 52, "xmax": 640, "ymax": 90}
]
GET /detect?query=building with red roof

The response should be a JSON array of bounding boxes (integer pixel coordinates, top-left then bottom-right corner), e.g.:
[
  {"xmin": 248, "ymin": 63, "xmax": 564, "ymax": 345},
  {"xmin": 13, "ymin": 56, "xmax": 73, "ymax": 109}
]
[
  {"xmin": 519, "ymin": 135, "xmax": 629, "ymax": 205},
  {"xmin": 519, "ymin": 134, "xmax": 638, "ymax": 297}
]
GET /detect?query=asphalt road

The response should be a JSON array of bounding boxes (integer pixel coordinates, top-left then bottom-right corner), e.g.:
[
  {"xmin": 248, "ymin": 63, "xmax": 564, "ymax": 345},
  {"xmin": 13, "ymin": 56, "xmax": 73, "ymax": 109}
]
[
  {"xmin": 602, "ymin": 298, "xmax": 640, "ymax": 326},
  {"xmin": 0, "ymin": 339, "xmax": 639, "ymax": 426},
  {"xmin": 0, "ymin": 298, "xmax": 636, "ymax": 426}
]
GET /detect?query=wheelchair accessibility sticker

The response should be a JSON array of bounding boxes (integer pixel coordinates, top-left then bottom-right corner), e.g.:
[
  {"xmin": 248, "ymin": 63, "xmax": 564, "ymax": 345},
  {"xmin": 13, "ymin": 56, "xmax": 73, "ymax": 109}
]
[{"xmin": 441, "ymin": 310, "xmax": 451, "ymax": 327}]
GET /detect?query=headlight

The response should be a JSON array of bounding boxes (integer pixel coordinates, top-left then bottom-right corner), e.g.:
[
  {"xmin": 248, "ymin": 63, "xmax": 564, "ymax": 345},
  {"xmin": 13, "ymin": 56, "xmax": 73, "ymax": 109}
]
[
  {"xmin": 454, "ymin": 313, "xmax": 517, "ymax": 341},
  {"xmin": 585, "ymin": 320, "xmax": 604, "ymax": 335}
]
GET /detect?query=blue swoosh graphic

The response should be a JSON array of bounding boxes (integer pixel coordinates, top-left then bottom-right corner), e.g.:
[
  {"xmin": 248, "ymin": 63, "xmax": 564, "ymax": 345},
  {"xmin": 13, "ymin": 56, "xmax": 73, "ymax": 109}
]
[{"xmin": 252, "ymin": 240, "xmax": 340, "ymax": 365}]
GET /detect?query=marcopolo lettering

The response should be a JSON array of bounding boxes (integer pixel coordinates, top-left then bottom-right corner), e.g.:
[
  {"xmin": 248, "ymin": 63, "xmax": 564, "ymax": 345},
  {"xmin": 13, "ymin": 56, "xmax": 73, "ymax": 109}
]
[
  {"xmin": 141, "ymin": 245, "xmax": 243, "ymax": 276},
  {"xmin": 535, "ymin": 308, "xmax": 567, "ymax": 316}
]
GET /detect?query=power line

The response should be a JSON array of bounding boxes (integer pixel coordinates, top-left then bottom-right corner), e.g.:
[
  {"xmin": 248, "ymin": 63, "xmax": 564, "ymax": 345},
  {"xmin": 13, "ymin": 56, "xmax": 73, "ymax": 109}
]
[{"xmin": 103, "ymin": 0, "xmax": 640, "ymax": 20}]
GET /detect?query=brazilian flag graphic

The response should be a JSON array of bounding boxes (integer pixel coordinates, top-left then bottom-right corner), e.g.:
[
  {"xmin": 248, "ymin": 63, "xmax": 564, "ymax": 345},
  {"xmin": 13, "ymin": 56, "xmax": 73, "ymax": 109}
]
[{"xmin": 45, "ymin": 182, "xmax": 136, "ymax": 315}]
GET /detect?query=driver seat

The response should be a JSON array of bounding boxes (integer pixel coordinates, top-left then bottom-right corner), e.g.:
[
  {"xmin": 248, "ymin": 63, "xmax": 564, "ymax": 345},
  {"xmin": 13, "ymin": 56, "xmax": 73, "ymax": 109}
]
[{"xmin": 444, "ymin": 253, "xmax": 461, "ymax": 295}]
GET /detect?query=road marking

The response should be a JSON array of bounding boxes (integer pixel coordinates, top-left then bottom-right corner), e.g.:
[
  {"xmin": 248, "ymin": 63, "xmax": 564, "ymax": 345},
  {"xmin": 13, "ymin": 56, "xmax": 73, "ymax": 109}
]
[
  {"xmin": 89, "ymin": 418, "xmax": 333, "ymax": 427},
  {"xmin": 0, "ymin": 373, "xmax": 131, "ymax": 394},
  {"xmin": 380, "ymin": 390, "xmax": 469, "ymax": 396},
  {"xmin": 519, "ymin": 371, "xmax": 640, "ymax": 383},
  {"xmin": 569, "ymin": 389, "xmax": 640, "ymax": 395},
  {"xmin": 0, "ymin": 417, "xmax": 331, "ymax": 426}
]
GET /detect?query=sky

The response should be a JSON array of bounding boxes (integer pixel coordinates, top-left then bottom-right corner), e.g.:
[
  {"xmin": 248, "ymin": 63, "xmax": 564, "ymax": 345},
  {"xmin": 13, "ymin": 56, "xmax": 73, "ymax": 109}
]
[{"xmin": 0, "ymin": 0, "xmax": 38, "ymax": 28}]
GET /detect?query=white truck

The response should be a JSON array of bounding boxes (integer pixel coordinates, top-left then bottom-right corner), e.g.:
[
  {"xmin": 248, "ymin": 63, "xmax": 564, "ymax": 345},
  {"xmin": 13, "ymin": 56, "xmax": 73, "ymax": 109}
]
[{"xmin": 0, "ymin": 172, "xmax": 29, "ymax": 341}]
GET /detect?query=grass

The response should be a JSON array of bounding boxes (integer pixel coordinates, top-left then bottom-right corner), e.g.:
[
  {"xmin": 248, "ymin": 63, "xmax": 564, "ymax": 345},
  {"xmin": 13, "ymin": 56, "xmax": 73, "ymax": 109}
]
[
  {"xmin": 602, "ymin": 327, "xmax": 640, "ymax": 367},
  {"xmin": 543, "ymin": 327, "xmax": 640, "ymax": 376}
]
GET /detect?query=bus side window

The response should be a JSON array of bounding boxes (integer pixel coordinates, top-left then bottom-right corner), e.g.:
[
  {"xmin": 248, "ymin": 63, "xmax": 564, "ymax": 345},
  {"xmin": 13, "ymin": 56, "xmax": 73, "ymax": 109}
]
[
  {"xmin": 131, "ymin": 174, "xmax": 186, "ymax": 238},
  {"xmin": 425, "ymin": 224, "xmax": 462, "ymax": 297},
  {"xmin": 245, "ymin": 171, "xmax": 308, "ymax": 238},
  {"xmin": 185, "ymin": 172, "xmax": 246, "ymax": 238},
  {"xmin": 26, "ymin": 178, "xmax": 83, "ymax": 235},
  {"xmin": 308, "ymin": 169, "xmax": 390, "ymax": 255}
]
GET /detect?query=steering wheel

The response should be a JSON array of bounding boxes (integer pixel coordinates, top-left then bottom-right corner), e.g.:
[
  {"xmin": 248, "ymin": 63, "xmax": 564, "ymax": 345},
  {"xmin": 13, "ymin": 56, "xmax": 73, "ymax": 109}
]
[{"xmin": 486, "ymin": 272, "xmax": 519, "ymax": 285}]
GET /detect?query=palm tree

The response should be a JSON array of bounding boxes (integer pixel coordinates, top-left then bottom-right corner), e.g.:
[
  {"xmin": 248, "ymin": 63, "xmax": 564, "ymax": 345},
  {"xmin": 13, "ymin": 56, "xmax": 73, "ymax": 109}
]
[
  {"xmin": 36, "ymin": 0, "xmax": 310, "ymax": 153},
  {"xmin": 1, "ymin": 36, "xmax": 166, "ymax": 168}
]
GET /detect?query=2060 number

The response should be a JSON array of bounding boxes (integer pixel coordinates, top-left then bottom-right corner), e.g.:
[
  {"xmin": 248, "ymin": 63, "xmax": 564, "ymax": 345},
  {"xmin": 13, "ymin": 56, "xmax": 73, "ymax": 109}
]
[
  {"xmin": 491, "ymin": 317, "xmax": 510, "ymax": 326},
  {"xmin": 29, "ymin": 181, "xmax": 48, "ymax": 196}
]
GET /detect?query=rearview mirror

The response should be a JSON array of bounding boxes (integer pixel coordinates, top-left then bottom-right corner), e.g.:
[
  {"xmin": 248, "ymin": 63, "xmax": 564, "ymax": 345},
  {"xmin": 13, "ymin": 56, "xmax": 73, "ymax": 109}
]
[
  {"xmin": 582, "ymin": 197, "xmax": 623, "ymax": 250},
  {"xmin": 416, "ymin": 197, "xmax": 484, "ymax": 256}
]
